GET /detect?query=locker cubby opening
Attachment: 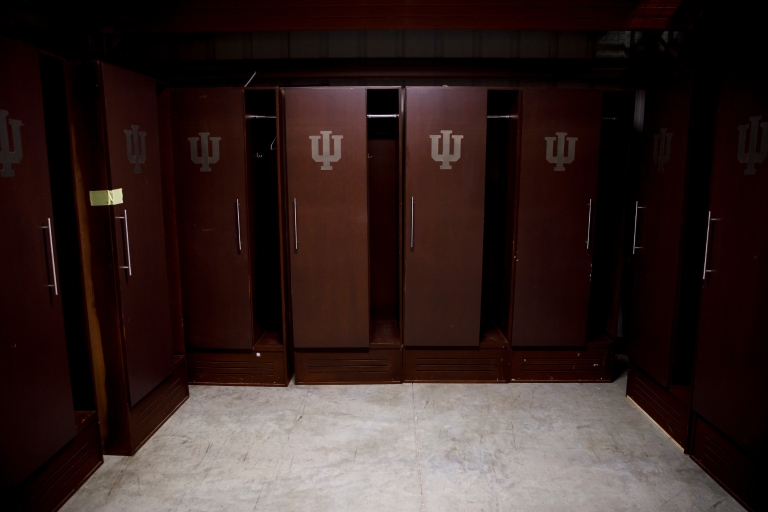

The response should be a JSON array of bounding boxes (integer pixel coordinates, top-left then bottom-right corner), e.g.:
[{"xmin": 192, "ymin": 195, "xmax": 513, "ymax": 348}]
[
  {"xmin": 480, "ymin": 89, "xmax": 518, "ymax": 344},
  {"xmin": 245, "ymin": 89, "xmax": 283, "ymax": 348},
  {"xmin": 39, "ymin": 54, "xmax": 97, "ymax": 413},
  {"xmin": 367, "ymin": 88, "xmax": 401, "ymax": 347}
]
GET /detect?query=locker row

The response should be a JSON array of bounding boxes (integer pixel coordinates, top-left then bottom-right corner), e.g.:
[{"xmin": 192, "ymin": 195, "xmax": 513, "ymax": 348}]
[{"xmin": 2, "ymin": 37, "xmax": 766, "ymax": 510}]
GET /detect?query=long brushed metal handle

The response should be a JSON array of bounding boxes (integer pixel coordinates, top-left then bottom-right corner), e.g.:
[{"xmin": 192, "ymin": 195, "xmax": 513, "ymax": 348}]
[
  {"xmin": 116, "ymin": 209, "xmax": 132, "ymax": 276},
  {"xmin": 293, "ymin": 198, "xmax": 298, "ymax": 250},
  {"xmin": 410, "ymin": 196, "xmax": 414, "ymax": 249},
  {"xmin": 42, "ymin": 218, "xmax": 58, "ymax": 295},
  {"xmin": 702, "ymin": 210, "xmax": 719, "ymax": 280},
  {"xmin": 236, "ymin": 199, "xmax": 242, "ymax": 252},
  {"xmin": 632, "ymin": 201, "xmax": 646, "ymax": 255},
  {"xmin": 586, "ymin": 199, "xmax": 593, "ymax": 250}
]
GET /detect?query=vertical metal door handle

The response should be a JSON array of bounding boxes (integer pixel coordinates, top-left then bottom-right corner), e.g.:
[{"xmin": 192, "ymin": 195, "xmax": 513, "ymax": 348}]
[
  {"xmin": 236, "ymin": 199, "xmax": 242, "ymax": 252},
  {"xmin": 586, "ymin": 199, "xmax": 593, "ymax": 250},
  {"xmin": 116, "ymin": 209, "xmax": 132, "ymax": 276},
  {"xmin": 702, "ymin": 210, "xmax": 719, "ymax": 280},
  {"xmin": 410, "ymin": 196, "xmax": 414, "ymax": 249},
  {"xmin": 293, "ymin": 198, "xmax": 298, "ymax": 250},
  {"xmin": 632, "ymin": 201, "xmax": 646, "ymax": 255},
  {"xmin": 42, "ymin": 218, "xmax": 58, "ymax": 296}
]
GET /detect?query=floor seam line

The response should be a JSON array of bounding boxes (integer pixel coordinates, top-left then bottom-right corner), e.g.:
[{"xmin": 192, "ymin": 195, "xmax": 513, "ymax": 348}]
[{"xmin": 412, "ymin": 383, "xmax": 426, "ymax": 512}]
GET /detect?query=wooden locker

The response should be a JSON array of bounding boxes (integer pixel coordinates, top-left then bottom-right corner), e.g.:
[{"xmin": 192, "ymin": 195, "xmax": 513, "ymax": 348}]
[
  {"xmin": 511, "ymin": 89, "xmax": 602, "ymax": 347},
  {"xmin": 284, "ymin": 88, "xmax": 369, "ymax": 349},
  {"xmin": 690, "ymin": 78, "xmax": 768, "ymax": 508},
  {"xmin": 628, "ymin": 83, "xmax": 692, "ymax": 387},
  {"xmin": 171, "ymin": 88, "xmax": 253, "ymax": 351},
  {"xmin": 403, "ymin": 87, "xmax": 487, "ymax": 347},
  {"xmin": 0, "ymin": 37, "xmax": 77, "ymax": 494}
]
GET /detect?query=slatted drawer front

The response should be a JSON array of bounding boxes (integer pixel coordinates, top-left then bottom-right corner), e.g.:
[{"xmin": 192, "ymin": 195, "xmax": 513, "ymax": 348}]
[
  {"xmin": 511, "ymin": 348, "xmax": 610, "ymax": 382},
  {"xmin": 189, "ymin": 351, "xmax": 287, "ymax": 386},
  {"xmin": 626, "ymin": 367, "xmax": 690, "ymax": 447},
  {"xmin": 404, "ymin": 349, "xmax": 510, "ymax": 382},
  {"xmin": 295, "ymin": 350, "xmax": 402, "ymax": 384}
]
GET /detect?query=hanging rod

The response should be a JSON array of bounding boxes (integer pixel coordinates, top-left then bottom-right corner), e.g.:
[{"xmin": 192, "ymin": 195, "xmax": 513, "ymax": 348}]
[
  {"xmin": 366, "ymin": 114, "xmax": 399, "ymax": 118},
  {"xmin": 245, "ymin": 115, "xmax": 276, "ymax": 119},
  {"xmin": 602, "ymin": 117, "xmax": 618, "ymax": 121},
  {"xmin": 487, "ymin": 115, "xmax": 518, "ymax": 119}
]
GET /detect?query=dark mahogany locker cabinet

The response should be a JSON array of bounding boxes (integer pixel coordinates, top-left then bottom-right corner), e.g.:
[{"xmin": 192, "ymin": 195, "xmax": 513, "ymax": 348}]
[
  {"xmin": 690, "ymin": 77, "xmax": 768, "ymax": 510},
  {"xmin": 510, "ymin": 89, "xmax": 607, "ymax": 380},
  {"xmin": 172, "ymin": 87, "xmax": 290, "ymax": 385},
  {"xmin": 1, "ymin": 38, "xmax": 103, "ymax": 509},
  {"xmin": 64, "ymin": 61, "xmax": 188, "ymax": 455},
  {"xmin": 284, "ymin": 88, "xmax": 369, "ymax": 349}
]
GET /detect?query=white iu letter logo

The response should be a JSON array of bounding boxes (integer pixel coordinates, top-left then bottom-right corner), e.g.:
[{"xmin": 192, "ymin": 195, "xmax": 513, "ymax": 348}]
[
  {"xmin": 737, "ymin": 115, "xmax": 768, "ymax": 175},
  {"xmin": 0, "ymin": 110, "xmax": 22, "ymax": 178},
  {"xmin": 653, "ymin": 128, "xmax": 673, "ymax": 172},
  {"xmin": 309, "ymin": 131, "xmax": 343, "ymax": 170},
  {"xmin": 189, "ymin": 132, "xmax": 221, "ymax": 172},
  {"xmin": 430, "ymin": 130, "xmax": 463, "ymax": 169},
  {"xmin": 124, "ymin": 124, "xmax": 147, "ymax": 173},
  {"xmin": 545, "ymin": 132, "xmax": 578, "ymax": 171}
]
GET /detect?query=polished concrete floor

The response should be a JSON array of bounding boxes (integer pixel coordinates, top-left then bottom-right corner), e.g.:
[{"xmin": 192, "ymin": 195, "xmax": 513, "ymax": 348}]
[{"xmin": 62, "ymin": 369, "xmax": 742, "ymax": 511}]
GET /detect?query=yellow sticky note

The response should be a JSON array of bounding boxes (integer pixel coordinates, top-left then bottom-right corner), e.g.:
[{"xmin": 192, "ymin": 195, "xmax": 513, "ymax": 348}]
[{"xmin": 89, "ymin": 188, "xmax": 124, "ymax": 206}]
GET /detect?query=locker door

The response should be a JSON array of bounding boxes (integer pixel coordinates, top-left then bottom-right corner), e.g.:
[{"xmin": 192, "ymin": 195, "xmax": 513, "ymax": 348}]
[
  {"xmin": 628, "ymin": 84, "xmax": 692, "ymax": 386},
  {"xmin": 0, "ymin": 38, "xmax": 76, "ymax": 492},
  {"xmin": 403, "ymin": 87, "xmax": 487, "ymax": 347},
  {"xmin": 284, "ymin": 88, "xmax": 369, "ymax": 349},
  {"xmin": 171, "ymin": 89, "xmax": 254, "ymax": 350},
  {"xmin": 512, "ymin": 89, "xmax": 602, "ymax": 347},
  {"xmin": 100, "ymin": 63, "xmax": 174, "ymax": 406},
  {"xmin": 693, "ymin": 78, "xmax": 768, "ymax": 451}
]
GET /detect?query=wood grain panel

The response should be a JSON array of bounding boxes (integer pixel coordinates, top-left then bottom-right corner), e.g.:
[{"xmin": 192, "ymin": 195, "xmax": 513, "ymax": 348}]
[
  {"xmin": 171, "ymin": 88, "xmax": 254, "ymax": 350},
  {"xmin": 403, "ymin": 87, "xmax": 487, "ymax": 347},
  {"xmin": 100, "ymin": 63, "xmax": 175, "ymax": 406},
  {"xmin": 511, "ymin": 89, "xmax": 602, "ymax": 347},
  {"xmin": 284, "ymin": 88, "xmax": 369, "ymax": 349},
  {"xmin": 692, "ymin": 77, "xmax": 768, "ymax": 454},
  {"xmin": 0, "ymin": 38, "xmax": 76, "ymax": 492}
]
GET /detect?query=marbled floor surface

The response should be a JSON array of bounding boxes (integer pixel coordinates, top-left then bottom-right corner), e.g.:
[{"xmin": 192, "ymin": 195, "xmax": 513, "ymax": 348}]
[{"xmin": 62, "ymin": 370, "xmax": 743, "ymax": 512}]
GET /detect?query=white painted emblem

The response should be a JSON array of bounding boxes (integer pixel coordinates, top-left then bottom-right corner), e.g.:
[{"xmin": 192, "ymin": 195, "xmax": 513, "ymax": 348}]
[
  {"xmin": 545, "ymin": 132, "xmax": 577, "ymax": 171},
  {"xmin": 653, "ymin": 128, "xmax": 673, "ymax": 172},
  {"xmin": 309, "ymin": 131, "xmax": 343, "ymax": 170},
  {"xmin": 737, "ymin": 115, "xmax": 768, "ymax": 175},
  {"xmin": 430, "ymin": 130, "xmax": 463, "ymax": 169},
  {"xmin": 189, "ymin": 132, "xmax": 221, "ymax": 172},
  {"xmin": 0, "ymin": 110, "xmax": 22, "ymax": 178},
  {"xmin": 124, "ymin": 124, "xmax": 147, "ymax": 173}
]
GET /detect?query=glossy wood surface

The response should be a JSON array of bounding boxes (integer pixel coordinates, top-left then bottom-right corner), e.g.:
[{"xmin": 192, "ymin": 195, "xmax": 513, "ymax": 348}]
[
  {"xmin": 100, "ymin": 63, "xmax": 174, "ymax": 406},
  {"xmin": 403, "ymin": 87, "xmax": 487, "ymax": 347},
  {"xmin": 628, "ymin": 83, "xmax": 692, "ymax": 387},
  {"xmin": 171, "ymin": 88, "xmax": 254, "ymax": 350},
  {"xmin": 0, "ymin": 38, "xmax": 76, "ymax": 492},
  {"xmin": 692, "ymin": 77, "xmax": 768, "ymax": 453},
  {"xmin": 511, "ymin": 89, "xmax": 602, "ymax": 347},
  {"xmin": 284, "ymin": 88, "xmax": 369, "ymax": 349}
]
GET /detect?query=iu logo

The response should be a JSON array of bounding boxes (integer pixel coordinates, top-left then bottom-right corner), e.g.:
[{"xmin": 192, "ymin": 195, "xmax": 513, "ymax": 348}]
[
  {"xmin": 124, "ymin": 125, "xmax": 147, "ymax": 173},
  {"xmin": 653, "ymin": 128, "xmax": 673, "ymax": 172},
  {"xmin": 309, "ymin": 131, "xmax": 343, "ymax": 170},
  {"xmin": 545, "ymin": 132, "xmax": 578, "ymax": 171},
  {"xmin": 188, "ymin": 132, "xmax": 221, "ymax": 172},
  {"xmin": 737, "ymin": 115, "xmax": 768, "ymax": 175},
  {"xmin": 0, "ymin": 110, "xmax": 22, "ymax": 178},
  {"xmin": 430, "ymin": 130, "xmax": 463, "ymax": 169}
]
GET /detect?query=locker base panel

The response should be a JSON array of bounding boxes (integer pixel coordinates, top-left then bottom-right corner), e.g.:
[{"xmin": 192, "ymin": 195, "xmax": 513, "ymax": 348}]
[
  {"xmin": 11, "ymin": 411, "xmax": 103, "ymax": 512},
  {"xmin": 105, "ymin": 357, "xmax": 189, "ymax": 456},
  {"xmin": 403, "ymin": 329, "xmax": 510, "ymax": 383},
  {"xmin": 188, "ymin": 342, "xmax": 289, "ymax": 387},
  {"xmin": 510, "ymin": 338, "xmax": 613, "ymax": 382},
  {"xmin": 626, "ymin": 365, "xmax": 691, "ymax": 449},
  {"xmin": 294, "ymin": 347, "xmax": 403, "ymax": 385},
  {"xmin": 690, "ymin": 415, "xmax": 764, "ymax": 512}
]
